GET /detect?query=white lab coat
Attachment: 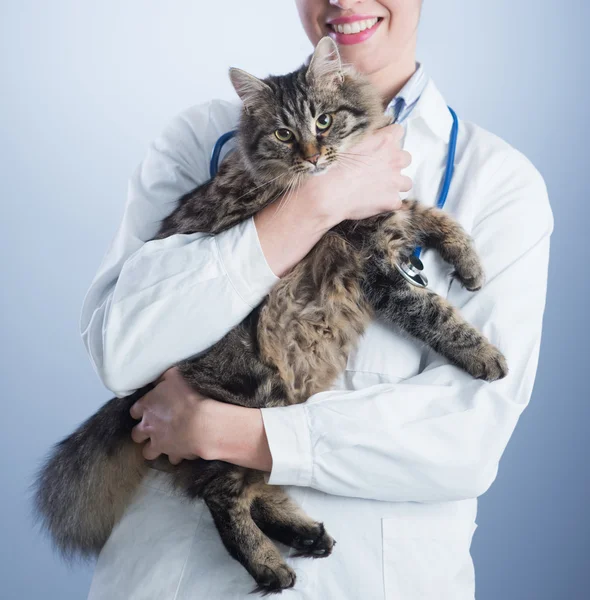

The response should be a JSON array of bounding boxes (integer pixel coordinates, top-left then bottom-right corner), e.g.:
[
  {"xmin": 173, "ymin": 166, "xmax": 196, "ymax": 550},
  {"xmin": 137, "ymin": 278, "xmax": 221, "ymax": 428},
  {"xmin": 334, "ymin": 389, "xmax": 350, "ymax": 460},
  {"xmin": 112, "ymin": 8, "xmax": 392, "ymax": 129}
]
[{"xmin": 82, "ymin": 79, "xmax": 553, "ymax": 600}]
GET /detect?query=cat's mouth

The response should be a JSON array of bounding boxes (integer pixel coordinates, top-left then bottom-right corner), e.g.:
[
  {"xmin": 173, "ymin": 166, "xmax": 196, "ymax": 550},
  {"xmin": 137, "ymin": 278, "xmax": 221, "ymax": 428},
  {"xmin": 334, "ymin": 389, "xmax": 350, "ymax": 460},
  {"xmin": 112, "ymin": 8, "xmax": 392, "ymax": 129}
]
[
  {"xmin": 294, "ymin": 163, "xmax": 329, "ymax": 177},
  {"xmin": 310, "ymin": 164, "xmax": 329, "ymax": 176}
]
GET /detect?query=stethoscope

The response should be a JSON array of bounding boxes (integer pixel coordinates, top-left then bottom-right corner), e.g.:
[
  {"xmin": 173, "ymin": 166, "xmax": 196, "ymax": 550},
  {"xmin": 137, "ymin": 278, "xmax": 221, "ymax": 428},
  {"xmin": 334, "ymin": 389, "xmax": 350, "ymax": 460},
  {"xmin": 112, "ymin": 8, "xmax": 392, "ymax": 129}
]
[{"xmin": 209, "ymin": 106, "xmax": 459, "ymax": 289}]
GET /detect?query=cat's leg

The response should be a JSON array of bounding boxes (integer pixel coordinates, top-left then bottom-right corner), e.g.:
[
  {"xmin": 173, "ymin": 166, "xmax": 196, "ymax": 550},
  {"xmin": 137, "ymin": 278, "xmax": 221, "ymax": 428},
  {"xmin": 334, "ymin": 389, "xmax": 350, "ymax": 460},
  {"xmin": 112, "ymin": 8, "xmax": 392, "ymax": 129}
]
[
  {"xmin": 202, "ymin": 469, "xmax": 297, "ymax": 594},
  {"xmin": 175, "ymin": 307, "xmax": 292, "ymax": 410},
  {"xmin": 364, "ymin": 267, "xmax": 507, "ymax": 381},
  {"xmin": 391, "ymin": 200, "xmax": 485, "ymax": 291},
  {"xmin": 250, "ymin": 484, "xmax": 335, "ymax": 558}
]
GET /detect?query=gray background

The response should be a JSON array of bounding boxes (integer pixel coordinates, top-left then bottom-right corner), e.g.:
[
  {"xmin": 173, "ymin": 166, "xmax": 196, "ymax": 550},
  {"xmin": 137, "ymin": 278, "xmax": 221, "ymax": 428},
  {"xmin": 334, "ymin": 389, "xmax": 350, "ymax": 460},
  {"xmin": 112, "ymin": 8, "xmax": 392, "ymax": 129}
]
[{"xmin": 1, "ymin": 1, "xmax": 588, "ymax": 598}]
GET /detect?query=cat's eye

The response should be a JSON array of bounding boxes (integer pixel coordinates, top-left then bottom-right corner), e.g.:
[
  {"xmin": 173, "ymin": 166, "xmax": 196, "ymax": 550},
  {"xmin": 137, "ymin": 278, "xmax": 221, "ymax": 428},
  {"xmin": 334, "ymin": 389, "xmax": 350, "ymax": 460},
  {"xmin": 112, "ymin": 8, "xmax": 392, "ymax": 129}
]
[
  {"xmin": 316, "ymin": 113, "xmax": 333, "ymax": 132},
  {"xmin": 275, "ymin": 128, "xmax": 294, "ymax": 142}
]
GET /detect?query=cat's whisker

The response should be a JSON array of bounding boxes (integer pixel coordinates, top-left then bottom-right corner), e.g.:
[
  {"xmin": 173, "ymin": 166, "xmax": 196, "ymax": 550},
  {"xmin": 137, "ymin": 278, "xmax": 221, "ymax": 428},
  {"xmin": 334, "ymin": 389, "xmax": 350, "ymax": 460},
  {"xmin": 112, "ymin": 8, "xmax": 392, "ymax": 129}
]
[
  {"xmin": 337, "ymin": 151, "xmax": 370, "ymax": 160},
  {"xmin": 336, "ymin": 154, "xmax": 366, "ymax": 165},
  {"xmin": 270, "ymin": 173, "xmax": 304, "ymax": 223},
  {"xmin": 337, "ymin": 153, "xmax": 372, "ymax": 166},
  {"xmin": 336, "ymin": 155, "xmax": 370, "ymax": 170},
  {"xmin": 274, "ymin": 182, "xmax": 293, "ymax": 214},
  {"xmin": 266, "ymin": 177, "xmax": 295, "ymax": 217},
  {"xmin": 277, "ymin": 174, "xmax": 302, "ymax": 218},
  {"xmin": 264, "ymin": 185, "xmax": 293, "ymax": 216},
  {"xmin": 339, "ymin": 151, "xmax": 373, "ymax": 159},
  {"xmin": 233, "ymin": 171, "xmax": 287, "ymax": 203}
]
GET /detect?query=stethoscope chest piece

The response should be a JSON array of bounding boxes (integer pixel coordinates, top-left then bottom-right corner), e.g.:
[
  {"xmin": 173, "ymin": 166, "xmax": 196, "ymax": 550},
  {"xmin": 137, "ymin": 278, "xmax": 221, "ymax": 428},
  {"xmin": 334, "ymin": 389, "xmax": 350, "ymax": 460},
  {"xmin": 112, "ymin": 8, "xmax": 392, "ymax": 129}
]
[{"xmin": 395, "ymin": 255, "xmax": 429, "ymax": 288}]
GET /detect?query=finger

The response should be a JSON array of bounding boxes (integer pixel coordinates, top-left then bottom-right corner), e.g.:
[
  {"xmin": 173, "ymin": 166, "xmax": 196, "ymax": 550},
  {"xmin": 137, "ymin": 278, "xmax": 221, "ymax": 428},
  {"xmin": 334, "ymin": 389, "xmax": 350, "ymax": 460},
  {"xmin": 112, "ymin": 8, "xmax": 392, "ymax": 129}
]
[
  {"xmin": 387, "ymin": 123, "xmax": 404, "ymax": 141},
  {"xmin": 142, "ymin": 439, "xmax": 161, "ymax": 461},
  {"xmin": 131, "ymin": 423, "xmax": 150, "ymax": 444},
  {"xmin": 154, "ymin": 371, "xmax": 168, "ymax": 385},
  {"xmin": 398, "ymin": 175, "xmax": 413, "ymax": 193},
  {"xmin": 395, "ymin": 150, "xmax": 412, "ymax": 169},
  {"xmin": 129, "ymin": 400, "xmax": 144, "ymax": 420},
  {"xmin": 168, "ymin": 454, "xmax": 183, "ymax": 466},
  {"xmin": 162, "ymin": 366, "xmax": 180, "ymax": 380},
  {"xmin": 382, "ymin": 196, "xmax": 403, "ymax": 212},
  {"xmin": 387, "ymin": 195, "xmax": 404, "ymax": 211}
]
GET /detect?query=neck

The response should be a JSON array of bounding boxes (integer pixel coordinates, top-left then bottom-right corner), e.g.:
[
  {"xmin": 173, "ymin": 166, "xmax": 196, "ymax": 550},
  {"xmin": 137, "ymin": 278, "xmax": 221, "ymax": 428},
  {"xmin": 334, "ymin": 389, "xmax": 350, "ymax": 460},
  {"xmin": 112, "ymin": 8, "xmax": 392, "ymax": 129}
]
[{"xmin": 364, "ymin": 51, "xmax": 417, "ymax": 109}]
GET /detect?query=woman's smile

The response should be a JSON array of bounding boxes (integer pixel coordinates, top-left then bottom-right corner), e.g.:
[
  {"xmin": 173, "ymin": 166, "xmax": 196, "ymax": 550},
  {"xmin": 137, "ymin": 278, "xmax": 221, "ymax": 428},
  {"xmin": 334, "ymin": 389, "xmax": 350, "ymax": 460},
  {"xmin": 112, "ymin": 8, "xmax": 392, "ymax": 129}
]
[{"xmin": 326, "ymin": 15, "xmax": 383, "ymax": 45}]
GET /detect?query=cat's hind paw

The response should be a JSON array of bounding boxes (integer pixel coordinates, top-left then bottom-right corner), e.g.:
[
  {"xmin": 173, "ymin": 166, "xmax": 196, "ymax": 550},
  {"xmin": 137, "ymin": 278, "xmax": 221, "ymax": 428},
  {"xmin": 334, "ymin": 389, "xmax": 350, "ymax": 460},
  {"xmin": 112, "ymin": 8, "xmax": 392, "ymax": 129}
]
[
  {"xmin": 291, "ymin": 522, "xmax": 335, "ymax": 559},
  {"xmin": 251, "ymin": 563, "xmax": 296, "ymax": 596}
]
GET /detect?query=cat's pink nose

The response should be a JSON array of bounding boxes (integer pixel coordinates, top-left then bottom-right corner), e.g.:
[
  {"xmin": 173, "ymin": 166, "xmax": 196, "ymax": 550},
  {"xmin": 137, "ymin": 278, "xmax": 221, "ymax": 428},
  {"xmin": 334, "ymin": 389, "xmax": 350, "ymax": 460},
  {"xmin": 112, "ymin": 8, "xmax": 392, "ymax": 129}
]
[{"xmin": 305, "ymin": 153, "xmax": 320, "ymax": 166}]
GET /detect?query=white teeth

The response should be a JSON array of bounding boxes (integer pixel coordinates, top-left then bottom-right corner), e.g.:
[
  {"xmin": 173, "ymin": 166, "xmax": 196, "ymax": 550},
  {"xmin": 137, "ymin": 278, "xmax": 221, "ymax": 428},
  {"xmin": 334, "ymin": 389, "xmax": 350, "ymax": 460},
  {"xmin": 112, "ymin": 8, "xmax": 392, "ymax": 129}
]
[{"xmin": 331, "ymin": 18, "xmax": 378, "ymax": 35}]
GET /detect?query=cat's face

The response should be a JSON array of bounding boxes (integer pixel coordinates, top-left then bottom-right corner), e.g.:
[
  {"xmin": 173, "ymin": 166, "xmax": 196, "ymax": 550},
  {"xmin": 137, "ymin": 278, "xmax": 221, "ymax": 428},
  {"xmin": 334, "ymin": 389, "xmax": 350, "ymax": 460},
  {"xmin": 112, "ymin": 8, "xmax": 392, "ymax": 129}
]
[
  {"xmin": 230, "ymin": 37, "xmax": 388, "ymax": 185},
  {"xmin": 239, "ymin": 79, "xmax": 374, "ymax": 179}
]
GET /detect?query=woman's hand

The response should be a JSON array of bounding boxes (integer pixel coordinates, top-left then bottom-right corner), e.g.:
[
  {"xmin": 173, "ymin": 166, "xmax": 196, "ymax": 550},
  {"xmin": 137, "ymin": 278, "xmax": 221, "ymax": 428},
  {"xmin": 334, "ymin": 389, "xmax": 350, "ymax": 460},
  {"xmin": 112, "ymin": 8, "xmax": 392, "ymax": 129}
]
[
  {"xmin": 306, "ymin": 122, "xmax": 413, "ymax": 224},
  {"xmin": 130, "ymin": 367, "xmax": 272, "ymax": 471},
  {"xmin": 254, "ymin": 123, "xmax": 412, "ymax": 277},
  {"xmin": 130, "ymin": 367, "xmax": 213, "ymax": 464}
]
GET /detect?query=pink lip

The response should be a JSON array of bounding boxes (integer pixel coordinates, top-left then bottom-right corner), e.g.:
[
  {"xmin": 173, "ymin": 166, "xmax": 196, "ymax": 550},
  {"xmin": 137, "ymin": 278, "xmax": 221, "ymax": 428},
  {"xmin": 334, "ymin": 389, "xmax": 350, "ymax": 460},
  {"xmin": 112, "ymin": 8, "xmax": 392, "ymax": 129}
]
[
  {"xmin": 327, "ymin": 14, "xmax": 380, "ymax": 25},
  {"xmin": 327, "ymin": 17, "xmax": 382, "ymax": 46}
]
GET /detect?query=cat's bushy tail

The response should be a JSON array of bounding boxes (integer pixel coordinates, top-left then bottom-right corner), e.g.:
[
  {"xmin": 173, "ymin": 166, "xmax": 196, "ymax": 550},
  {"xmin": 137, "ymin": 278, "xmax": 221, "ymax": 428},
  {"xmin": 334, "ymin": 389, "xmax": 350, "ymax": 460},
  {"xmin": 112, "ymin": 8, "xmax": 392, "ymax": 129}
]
[{"xmin": 32, "ymin": 387, "xmax": 152, "ymax": 558}]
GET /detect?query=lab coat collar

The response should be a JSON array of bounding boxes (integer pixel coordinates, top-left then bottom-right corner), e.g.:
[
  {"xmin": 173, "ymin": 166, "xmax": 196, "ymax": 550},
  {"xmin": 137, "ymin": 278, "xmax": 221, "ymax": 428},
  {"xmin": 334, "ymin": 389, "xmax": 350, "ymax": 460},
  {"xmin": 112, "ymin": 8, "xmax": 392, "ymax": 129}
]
[{"xmin": 408, "ymin": 78, "xmax": 454, "ymax": 142}]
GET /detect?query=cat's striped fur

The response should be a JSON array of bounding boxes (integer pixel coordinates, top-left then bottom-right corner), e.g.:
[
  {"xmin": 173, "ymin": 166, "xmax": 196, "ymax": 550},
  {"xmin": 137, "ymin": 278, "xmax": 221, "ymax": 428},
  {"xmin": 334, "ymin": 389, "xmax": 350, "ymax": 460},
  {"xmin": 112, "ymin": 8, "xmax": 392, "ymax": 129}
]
[{"xmin": 33, "ymin": 38, "xmax": 507, "ymax": 595}]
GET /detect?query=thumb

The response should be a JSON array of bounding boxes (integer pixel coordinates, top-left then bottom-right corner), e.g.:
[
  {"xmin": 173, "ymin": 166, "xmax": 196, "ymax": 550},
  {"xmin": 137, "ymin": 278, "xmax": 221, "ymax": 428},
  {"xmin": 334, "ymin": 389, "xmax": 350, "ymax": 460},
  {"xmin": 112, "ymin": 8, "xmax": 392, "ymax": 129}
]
[{"xmin": 143, "ymin": 439, "xmax": 161, "ymax": 461}]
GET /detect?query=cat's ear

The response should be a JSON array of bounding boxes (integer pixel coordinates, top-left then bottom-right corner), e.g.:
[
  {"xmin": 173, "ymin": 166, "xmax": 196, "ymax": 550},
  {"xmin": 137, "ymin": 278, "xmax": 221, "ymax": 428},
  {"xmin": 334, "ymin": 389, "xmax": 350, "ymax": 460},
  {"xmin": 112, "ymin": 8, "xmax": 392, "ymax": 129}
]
[
  {"xmin": 229, "ymin": 68, "xmax": 271, "ymax": 110},
  {"xmin": 306, "ymin": 36, "xmax": 344, "ymax": 86}
]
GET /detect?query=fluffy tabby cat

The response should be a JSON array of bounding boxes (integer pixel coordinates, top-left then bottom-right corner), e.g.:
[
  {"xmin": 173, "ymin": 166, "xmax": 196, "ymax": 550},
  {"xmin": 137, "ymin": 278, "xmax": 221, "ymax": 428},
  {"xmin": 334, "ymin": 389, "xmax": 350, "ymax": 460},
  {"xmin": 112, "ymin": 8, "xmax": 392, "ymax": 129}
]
[{"xmin": 34, "ymin": 38, "xmax": 507, "ymax": 594}]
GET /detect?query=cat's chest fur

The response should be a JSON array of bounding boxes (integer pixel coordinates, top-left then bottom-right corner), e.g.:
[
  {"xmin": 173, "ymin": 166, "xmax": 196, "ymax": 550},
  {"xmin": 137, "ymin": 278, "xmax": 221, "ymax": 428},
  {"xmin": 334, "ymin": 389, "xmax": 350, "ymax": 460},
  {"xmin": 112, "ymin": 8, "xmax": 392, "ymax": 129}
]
[{"xmin": 256, "ymin": 214, "xmax": 408, "ymax": 404}]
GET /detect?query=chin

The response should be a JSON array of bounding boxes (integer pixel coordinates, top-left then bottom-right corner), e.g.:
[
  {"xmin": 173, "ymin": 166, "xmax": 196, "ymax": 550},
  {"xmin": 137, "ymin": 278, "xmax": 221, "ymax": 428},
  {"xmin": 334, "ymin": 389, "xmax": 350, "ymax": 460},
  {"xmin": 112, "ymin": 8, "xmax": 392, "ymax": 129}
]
[
  {"xmin": 305, "ymin": 163, "xmax": 331, "ymax": 176},
  {"xmin": 312, "ymin": 167, "xmax": 329, "ymax": 176}
]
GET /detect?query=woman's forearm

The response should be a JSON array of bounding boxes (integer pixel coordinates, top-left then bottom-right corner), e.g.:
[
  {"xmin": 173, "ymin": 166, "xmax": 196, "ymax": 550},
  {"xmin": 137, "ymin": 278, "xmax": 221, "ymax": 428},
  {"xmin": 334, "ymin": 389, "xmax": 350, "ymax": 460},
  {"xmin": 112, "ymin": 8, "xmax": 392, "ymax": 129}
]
[
  {"xmin": 212, "ymin": 403, "xmax": 273, "ymax": 472},
  {"xmin": 129, "ymin": 367, "xmax": 273, "ymax": 470},
  {"xmin": 253, "ymin": 184, "xmax": 334, "ymax": 278}
]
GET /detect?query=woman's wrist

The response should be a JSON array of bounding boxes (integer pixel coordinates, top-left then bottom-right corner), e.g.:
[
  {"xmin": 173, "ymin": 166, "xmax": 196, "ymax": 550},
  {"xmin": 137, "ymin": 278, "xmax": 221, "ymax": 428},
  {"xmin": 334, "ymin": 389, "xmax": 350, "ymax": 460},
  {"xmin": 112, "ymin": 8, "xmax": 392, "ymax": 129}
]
[
  {"xmin": 204, "ymin": 400, "xmax": 273, "ymax": 472},
  {"xmin": 254, "ymin": 178, "xmax": 338, "ymax": 278}
]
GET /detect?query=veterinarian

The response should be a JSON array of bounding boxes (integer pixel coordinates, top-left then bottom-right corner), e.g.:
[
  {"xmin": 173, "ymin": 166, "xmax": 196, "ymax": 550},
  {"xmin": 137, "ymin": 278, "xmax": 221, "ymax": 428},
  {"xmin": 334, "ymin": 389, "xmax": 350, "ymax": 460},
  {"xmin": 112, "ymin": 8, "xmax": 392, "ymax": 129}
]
[{"xmin": 81, "ymin": 1, "xmax": 553, "ymax": 598}]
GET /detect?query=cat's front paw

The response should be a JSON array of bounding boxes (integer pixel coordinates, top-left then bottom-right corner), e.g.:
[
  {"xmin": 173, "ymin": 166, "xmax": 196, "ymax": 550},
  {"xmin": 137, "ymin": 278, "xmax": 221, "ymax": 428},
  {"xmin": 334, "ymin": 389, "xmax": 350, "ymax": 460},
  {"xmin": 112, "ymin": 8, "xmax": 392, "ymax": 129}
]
[
  {"xmin": 453, "ymin": 262, "xmax": 485, "ymax": 292},
  {"xmin": 465, "ymin": 344, "xmax": 508, "ymax": 382}
]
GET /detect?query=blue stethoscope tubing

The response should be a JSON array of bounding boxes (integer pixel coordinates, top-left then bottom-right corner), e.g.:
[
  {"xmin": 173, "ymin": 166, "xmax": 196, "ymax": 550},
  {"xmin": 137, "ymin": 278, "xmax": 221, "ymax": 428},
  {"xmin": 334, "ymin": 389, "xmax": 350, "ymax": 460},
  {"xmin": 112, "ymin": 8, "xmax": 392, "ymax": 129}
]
[
  {"xmin": 209, "ymin": 130, "xmax": 237, "ymax": 179},
  {"xmin": 413, "ymin": 105, "xmax": 458, "ymax": 259},
  {"xmin": 209, "ymin": 106, "xmax": 459, "ymax": 287}
]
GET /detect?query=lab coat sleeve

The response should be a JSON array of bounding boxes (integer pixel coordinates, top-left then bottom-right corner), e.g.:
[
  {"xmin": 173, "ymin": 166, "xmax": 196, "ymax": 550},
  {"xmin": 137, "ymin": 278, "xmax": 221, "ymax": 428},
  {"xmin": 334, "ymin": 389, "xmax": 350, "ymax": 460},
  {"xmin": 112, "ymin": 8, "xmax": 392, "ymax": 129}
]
[
  {"xmin": 260, "ymin": 148, "xmax": 554, "ymax": 502},
  {"xmin": 80, "ymin": 105, "xmax": 279, "ymax": 398}
]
